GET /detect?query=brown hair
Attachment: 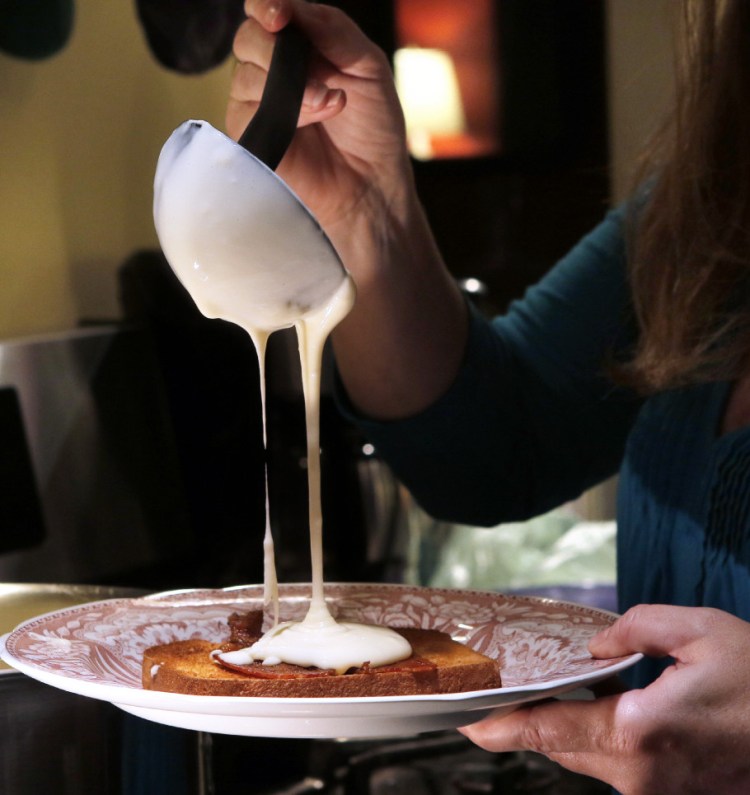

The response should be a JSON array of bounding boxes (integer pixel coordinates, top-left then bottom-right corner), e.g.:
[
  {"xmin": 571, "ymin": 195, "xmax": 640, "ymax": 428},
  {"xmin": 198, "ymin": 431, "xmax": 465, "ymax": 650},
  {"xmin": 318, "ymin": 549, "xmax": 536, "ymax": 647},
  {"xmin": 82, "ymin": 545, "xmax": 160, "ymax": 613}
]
[{"xmin": 622, "ymin": 0, "xmax": 750, "ymax": 393}]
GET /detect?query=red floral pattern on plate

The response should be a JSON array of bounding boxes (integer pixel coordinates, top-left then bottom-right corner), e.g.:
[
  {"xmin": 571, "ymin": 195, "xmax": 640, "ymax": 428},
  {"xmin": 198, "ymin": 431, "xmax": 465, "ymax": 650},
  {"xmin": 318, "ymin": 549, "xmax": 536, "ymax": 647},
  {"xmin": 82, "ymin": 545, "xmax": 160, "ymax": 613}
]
[{"xmin": 3, "ymin": 583, "xmax": 625, "ymax": 689}]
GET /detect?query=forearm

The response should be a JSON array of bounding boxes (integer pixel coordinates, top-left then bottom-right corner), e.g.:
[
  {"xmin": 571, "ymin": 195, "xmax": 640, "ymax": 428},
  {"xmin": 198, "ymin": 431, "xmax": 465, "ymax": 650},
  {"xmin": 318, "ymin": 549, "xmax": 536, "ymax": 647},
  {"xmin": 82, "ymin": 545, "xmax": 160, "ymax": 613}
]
[{"xmin": 331, "ymin": 190, "xmax": 468, "ymax": 421}]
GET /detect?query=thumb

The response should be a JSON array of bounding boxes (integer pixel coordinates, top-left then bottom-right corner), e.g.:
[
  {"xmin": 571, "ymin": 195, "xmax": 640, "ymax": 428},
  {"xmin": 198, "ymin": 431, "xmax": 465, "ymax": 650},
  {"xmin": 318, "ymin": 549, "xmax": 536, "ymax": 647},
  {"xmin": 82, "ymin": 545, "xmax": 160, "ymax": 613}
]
[
  {"xmin": 589, "ymin": 604, "xmax": 712, "ymax": 660},
  {"xmin": 461, "ymin": 695, "xmax": 632, "ymax": 787}
]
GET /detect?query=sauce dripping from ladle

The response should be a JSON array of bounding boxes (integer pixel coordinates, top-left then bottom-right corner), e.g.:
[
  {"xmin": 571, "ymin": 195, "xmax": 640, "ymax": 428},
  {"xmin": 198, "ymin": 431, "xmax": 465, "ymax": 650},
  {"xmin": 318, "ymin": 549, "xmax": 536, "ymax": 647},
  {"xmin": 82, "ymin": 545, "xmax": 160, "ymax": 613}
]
[{"xmin": 153, "ymin": 120, "xmax": 412, "ymax": 672}]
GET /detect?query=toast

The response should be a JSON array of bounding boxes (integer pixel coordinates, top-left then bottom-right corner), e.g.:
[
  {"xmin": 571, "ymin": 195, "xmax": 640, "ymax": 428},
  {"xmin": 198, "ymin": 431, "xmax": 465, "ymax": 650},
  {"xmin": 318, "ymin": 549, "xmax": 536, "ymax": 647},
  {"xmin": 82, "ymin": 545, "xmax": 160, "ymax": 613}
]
[{"xmin": 142, "ymin": 615, "xmax": 502, "ymax": 698}]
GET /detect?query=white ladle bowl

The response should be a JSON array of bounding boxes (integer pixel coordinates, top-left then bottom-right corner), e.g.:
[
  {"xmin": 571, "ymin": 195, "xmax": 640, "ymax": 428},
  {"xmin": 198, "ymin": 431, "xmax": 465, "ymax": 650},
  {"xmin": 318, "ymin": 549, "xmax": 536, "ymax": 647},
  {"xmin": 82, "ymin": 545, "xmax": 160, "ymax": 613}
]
[{"xmin": 153, "ymin": 120, "xmax": 346, "ymax": 332}]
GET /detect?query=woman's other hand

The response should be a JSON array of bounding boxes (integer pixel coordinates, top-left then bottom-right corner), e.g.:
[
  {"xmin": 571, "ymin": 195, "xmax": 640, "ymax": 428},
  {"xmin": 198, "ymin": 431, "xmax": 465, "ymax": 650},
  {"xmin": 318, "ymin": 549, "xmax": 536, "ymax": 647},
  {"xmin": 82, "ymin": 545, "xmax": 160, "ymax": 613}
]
[{"xmin": 461, "ymin": 604, "xmax": 750, "ymax": 794}]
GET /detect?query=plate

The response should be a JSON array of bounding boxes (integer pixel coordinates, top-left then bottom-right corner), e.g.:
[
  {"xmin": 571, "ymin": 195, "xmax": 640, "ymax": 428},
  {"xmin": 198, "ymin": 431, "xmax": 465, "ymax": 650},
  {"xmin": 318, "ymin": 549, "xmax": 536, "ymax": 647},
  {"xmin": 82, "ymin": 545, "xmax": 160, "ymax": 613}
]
[
  {"xmin": 0, "ymin": 583, "xmax": 641, "ymax": 738},
  {"xmin": 0, "ymin": 583, "xmax": 148, "ymax": 673}
]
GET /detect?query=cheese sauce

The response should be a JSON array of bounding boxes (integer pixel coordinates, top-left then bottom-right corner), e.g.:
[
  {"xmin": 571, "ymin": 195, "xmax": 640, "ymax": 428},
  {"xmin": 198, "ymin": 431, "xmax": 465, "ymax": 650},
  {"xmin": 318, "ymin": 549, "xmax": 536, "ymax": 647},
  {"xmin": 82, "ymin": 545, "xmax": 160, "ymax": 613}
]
[{"xmin": 153, "ymin": 121, "xmax": 412, "ymax": 673}]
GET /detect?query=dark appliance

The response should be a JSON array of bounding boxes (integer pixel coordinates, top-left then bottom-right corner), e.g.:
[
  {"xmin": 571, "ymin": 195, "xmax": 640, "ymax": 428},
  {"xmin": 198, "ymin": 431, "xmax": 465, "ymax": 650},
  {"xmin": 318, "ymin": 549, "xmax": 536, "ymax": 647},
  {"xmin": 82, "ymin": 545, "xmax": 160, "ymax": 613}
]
[
  {"xmin": 199, "ymin": 732, "xmax": 609, "ymax": 795},
  {"xmin": 0, "ymin": 324, "xmax": 194, "ymax": 586}
]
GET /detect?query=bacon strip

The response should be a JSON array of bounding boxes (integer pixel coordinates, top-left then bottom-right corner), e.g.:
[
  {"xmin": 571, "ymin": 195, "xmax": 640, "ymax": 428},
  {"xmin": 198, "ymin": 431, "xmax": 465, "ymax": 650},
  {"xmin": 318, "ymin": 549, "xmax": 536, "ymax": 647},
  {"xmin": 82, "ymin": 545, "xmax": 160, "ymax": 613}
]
[{"xmin": 214, "ymin": 652, "xmax": 438, "ymax": 680}]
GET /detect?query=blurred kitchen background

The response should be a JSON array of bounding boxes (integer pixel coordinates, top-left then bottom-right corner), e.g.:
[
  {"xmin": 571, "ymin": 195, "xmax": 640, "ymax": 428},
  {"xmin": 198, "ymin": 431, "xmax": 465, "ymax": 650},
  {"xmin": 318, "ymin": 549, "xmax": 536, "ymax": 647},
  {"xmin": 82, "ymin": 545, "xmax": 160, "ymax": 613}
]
[
  {"xmin": 0, "ymin": 0, "xmax": 675, "ymax": 592},
  {"xmin": 0, "ymin": 2, "xmax": 675, "ymax": 792}
]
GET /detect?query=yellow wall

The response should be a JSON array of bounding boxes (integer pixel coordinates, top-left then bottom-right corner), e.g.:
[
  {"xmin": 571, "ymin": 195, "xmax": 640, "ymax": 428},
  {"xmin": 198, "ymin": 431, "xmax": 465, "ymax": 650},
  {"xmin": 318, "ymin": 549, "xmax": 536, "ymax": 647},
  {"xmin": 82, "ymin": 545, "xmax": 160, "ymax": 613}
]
[{"xmin": 0, "ymin": 2, "xmax": 234, "ymax": 340}]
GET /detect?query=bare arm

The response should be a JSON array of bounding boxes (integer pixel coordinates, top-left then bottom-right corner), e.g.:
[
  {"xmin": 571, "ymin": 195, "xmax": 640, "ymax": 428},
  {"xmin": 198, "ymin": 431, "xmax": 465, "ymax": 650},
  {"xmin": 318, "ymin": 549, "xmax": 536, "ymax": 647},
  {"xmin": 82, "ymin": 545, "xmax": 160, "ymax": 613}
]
[{"xmin": 228, "ymin": 0, "xmax": 467, "ymax": 419}]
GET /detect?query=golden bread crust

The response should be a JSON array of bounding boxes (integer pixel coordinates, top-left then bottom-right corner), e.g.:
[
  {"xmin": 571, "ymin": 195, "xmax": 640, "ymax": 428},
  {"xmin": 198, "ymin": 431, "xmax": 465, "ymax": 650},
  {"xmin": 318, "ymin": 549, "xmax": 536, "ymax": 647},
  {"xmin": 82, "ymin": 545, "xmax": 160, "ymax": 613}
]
[{"xmin": 142, "ymin": 627, "xmax": 501, "ymax": 698}]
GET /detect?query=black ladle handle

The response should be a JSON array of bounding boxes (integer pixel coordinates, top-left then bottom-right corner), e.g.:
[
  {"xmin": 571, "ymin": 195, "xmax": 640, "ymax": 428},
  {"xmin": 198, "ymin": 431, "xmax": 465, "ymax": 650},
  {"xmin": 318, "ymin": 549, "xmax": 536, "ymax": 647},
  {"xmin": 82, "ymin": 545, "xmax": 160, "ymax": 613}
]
[{"xmin": 238, "ymin": 22, "xmax": 310, "ymax": 170}]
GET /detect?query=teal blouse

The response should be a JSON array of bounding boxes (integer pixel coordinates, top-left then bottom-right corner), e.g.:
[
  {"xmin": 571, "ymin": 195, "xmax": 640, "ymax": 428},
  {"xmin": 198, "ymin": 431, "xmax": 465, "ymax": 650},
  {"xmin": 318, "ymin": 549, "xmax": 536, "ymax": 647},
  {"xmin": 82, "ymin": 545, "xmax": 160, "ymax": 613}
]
[{"xmin": 339, "ymin": 206, "xmax": 750, "ymax": 687}]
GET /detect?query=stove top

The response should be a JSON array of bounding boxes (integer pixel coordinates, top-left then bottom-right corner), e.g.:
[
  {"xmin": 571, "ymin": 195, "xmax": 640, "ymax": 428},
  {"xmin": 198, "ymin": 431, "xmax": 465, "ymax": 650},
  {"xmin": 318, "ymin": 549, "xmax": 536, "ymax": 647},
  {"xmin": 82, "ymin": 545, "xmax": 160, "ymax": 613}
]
[{"xmin": 256, "ymin": 732, "xmax": 610, "ymax": 795}]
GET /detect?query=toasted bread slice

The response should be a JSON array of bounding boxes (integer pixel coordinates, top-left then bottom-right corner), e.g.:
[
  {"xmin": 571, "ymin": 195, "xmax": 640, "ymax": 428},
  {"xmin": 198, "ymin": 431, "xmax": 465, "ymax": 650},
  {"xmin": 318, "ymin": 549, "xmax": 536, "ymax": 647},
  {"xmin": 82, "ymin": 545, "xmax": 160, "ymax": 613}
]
[{"xmin": 143, "ymin": 627, "xmax": 501, "ymax": 698}]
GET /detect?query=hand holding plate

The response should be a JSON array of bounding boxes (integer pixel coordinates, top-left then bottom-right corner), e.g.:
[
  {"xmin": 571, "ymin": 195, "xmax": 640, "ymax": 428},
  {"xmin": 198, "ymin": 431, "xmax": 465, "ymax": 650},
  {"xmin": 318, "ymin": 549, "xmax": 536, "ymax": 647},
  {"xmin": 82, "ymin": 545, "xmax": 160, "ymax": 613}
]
[{"xmin": 461, "ymin": 604, "xmax": 750, "ymax": 794}]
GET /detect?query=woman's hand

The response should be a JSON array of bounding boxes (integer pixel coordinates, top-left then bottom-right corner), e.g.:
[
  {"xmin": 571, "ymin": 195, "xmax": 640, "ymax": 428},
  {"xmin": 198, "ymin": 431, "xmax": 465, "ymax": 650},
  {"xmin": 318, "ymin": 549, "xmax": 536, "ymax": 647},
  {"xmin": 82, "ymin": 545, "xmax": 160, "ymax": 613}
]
[
  {"xmin": 227, "ymin": 0, "xmax": 468, "ymax": 421},
  {"xmin": 228, "ymin": 0, "xmax": 411, "ymax": 245},
  {"xmin": 461, "ymin": 604, "xmax": 750, "ymax": 794}
]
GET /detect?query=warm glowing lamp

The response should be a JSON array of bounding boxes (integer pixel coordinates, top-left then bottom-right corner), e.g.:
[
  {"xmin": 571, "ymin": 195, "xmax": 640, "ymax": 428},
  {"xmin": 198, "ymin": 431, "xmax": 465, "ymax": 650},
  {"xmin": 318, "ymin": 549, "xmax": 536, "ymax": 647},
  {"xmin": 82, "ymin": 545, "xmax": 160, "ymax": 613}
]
[{"xmin": 394, "ymin": 46, "xmax": 466, "ymax": 160}]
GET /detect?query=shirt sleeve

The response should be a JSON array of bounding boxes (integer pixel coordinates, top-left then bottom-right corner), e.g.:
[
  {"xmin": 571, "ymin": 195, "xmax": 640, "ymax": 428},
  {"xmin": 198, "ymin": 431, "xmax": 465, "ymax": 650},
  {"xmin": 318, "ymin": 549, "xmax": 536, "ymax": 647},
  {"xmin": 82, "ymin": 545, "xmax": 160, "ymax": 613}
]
[{"xmin": 335, "ymin": 205, "xmax": 644, "ymax": 526}]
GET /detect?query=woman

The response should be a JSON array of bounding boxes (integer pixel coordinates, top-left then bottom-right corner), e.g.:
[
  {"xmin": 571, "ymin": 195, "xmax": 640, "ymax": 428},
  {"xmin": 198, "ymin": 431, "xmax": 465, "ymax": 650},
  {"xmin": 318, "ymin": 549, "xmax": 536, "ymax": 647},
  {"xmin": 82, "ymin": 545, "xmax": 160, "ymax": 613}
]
[{"xmin": 228, "ymin": 1, "xmax": 750, "ymax": 791}]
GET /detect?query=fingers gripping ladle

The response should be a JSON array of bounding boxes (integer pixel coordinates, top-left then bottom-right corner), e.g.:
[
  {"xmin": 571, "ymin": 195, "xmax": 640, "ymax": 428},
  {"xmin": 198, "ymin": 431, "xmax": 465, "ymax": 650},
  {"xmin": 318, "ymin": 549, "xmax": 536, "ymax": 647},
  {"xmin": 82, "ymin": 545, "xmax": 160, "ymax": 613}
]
[{"xmin": 239, "ymin": 20, "xmax": 310, "ymax": 170}]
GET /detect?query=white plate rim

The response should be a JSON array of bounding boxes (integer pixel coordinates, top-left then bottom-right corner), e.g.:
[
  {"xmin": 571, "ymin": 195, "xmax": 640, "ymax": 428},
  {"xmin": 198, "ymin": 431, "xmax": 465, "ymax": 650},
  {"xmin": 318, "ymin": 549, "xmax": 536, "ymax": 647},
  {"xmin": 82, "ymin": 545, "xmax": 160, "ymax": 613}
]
[{"xmin": 0, "ymin": 583, "xmax": 642, "ymax": 730}]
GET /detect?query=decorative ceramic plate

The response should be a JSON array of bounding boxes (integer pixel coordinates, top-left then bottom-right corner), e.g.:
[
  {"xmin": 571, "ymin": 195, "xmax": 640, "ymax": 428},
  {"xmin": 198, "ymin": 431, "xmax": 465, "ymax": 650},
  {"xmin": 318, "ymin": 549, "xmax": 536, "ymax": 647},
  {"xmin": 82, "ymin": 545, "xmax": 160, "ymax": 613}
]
[
  {"xmin": 0, "ymin": 583, "xmax": 641, "ymax": 739},
  {"xmin": 0, "ymin": 583, "xmax": 148, "ymax": 674}
]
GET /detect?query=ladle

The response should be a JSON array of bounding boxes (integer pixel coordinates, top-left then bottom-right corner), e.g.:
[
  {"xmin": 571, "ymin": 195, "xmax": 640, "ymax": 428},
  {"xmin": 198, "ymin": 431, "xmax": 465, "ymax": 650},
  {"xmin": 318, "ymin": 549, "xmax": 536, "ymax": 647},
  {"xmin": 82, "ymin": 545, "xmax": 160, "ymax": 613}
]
[
  {"xmin": 151, "ymin": 16, "xmax": 365, "ymax": 671},
  {"xmin": 238, "ymin": 21, "xmax": 310, "ymax": 170},
  {"xmin": 152, "ymin": 18, "xmax": 348, "ymax": 333}
]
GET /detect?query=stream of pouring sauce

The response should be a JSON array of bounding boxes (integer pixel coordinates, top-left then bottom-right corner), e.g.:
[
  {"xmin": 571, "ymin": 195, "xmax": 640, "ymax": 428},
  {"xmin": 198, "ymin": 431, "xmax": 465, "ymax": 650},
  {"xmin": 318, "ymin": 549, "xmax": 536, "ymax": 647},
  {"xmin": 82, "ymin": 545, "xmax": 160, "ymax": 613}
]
[{"xmin": 153, "ymin": 121, "xmax": 411, "ymax": 674}]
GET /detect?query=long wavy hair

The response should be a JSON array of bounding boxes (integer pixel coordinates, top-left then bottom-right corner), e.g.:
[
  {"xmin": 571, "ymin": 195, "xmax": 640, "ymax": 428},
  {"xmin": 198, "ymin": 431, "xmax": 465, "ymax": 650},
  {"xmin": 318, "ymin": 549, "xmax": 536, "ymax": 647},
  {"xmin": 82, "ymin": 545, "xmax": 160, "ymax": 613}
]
[{"xmin": 622, "ymin": 0, "xmax": 750, "ymax": 393}]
